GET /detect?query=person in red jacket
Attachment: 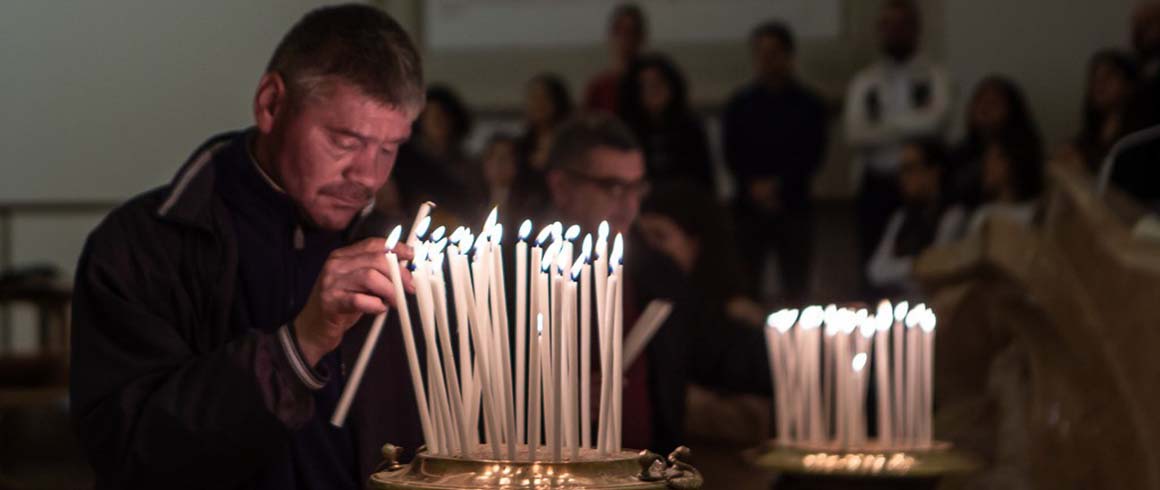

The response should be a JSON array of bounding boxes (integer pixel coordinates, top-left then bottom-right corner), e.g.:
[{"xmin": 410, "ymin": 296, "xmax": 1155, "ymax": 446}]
[{"xmin": 583, "ymin": 3, "xmax": 647, "ymax": 114}]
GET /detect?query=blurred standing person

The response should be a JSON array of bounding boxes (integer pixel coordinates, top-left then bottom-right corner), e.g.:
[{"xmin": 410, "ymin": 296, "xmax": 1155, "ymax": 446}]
[
  {"xmin": 1060, "ymin": 50, "xmax": 1142, "ymax": 174},
  {"xmin": 584, "ymin": 3, "xmax": 647, "ymax": 114},
  {"xmin": 393, "ymin": 84, "xmax": 484, "ymax": 222},
  {"xmin": 844, "ymin": 0, "xmax": 952, "ymax": 288},
  {"xmin": 619, "ymin": 54, "xmax": 715, "ymax": 187},
  {"xmin": 949, "ymin": 76, "xmax": 1043, "ymax": 208},
  {"xmin": 510, "ymin": 73, "xmax": 574, "ymax": 217},
  {"xmin": 723, "ymin": 21, "xmax": 828, "ymax": 302}
]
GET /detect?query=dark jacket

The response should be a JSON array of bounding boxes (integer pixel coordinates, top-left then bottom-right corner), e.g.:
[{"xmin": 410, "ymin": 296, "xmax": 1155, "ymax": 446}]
[
  {"xmin": 69, "ymin": 131, "xmax": 421, "ymax": 489},
  {"xmin": 723, "ymin": 80, "xmax": 828, "ymax": 212}
]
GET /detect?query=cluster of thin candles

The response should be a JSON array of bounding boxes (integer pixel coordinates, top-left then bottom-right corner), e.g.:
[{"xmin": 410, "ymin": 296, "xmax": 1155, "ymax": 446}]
[
  {"xmin": 332, "ymin": 204, "xmax": 628, "ymax": 462},
  {"xmin": 764, "ymin": 301, "xmax": 937, "ymax": 451}
]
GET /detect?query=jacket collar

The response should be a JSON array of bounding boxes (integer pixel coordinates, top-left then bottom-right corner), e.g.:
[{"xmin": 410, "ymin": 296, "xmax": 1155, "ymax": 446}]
[{"xmin": 155, "ymin": 130, "xmax": 240, "ymax": 231}]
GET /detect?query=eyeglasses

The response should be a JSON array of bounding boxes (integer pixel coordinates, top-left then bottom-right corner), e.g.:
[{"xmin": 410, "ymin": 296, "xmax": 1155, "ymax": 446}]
[{"xmin": 564, "ymin": 168, "xmax": 651, "ymax": 199}]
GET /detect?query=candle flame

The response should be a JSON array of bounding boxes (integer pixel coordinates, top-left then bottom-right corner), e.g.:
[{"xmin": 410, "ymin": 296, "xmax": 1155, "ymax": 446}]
[
  {"xmin": 799, "ymin": 305, "xmax": 825, "ymax": 329},
  {"xmin": 570, "ymin": 259, "xmax": 584, "ymax": 280},
  {"xmin": 484, "ymin": 206, "xmax": 498, "ymax": 232},
  {"xmin": 385, "ymin": 225, "xmax": 403, "ymax": 250},
  {"xmin": 430, "ymin": 225, "xmax": 446, "ymax": 242},
  {"xmin": 859, "ymin": 315, "xmax": 877, "ymax": 338},
  {"xmin": 460, "ymin": 233, "xmax": 475, "ymax": 254},
  {"xmin": 875, "ymin": 311, "xmax": 893, "ymax": 332},
  {"xmin": 877, "ymin": 300, "xmax": 892, "ymax": 319},
  {"xmin": 415, "ymin": 216, "xmax": 432, "ymax": 240},
  {"xmin": 855, "ymin": 308, "xmax": 869, "ymax": 326},
  {"xmin": 841, "ymin": 309, "xmax": 857, "ymax": 334},
  {"xmin": 852, "ymin": 352, "xmax": 868, "ymax": 372},
  {"xmin": 905, "ymin": 305, "xmax": 923, "ymax": 328},
  {"xmin": 894, "ymin": 301, "xmax": 909, "ymax": 322},
  {"xmin": 767, "ymin": 309, "xmax": 799, "ymax": 332},
  {"xmin": 565, "ymin": 224, "xmax": 581, "ymax": 241},
  {"xmin": 535, "ymin": 225, "xmax": 553, "ymax": 246},
  {"xmin": 552, "ymin": 222, "xmax": 563, "ymax": 242},
  {"xmin": 491, "ymin": 223, "xmax": 504, "ymax": 244},
  {"xmin": 920, "ymin": 309, "xmax": 937, "ymax": 332},
  {"xmin": 611, "ymin": 233, "xmax": 624, "ymax": 265},
  {"xmin": 518, "ymin": 219, "xmax": 533, "ymax": 240},
  {"xmin": 414, "ymin": 242, "xmax": 430, "ymax": 263},
  {"xmin": 598, "ymin": 221, "xmax": 610, "ymax": 239},
  {"xmin": 541, "ymin": 242, "xmax": 562, "ymax": 271},
  {"xmin": 581, "ymin": 234, "xmax": 593, "ymax": 258}
]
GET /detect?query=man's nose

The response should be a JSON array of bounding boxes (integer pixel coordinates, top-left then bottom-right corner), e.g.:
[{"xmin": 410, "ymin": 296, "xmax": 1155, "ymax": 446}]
[{"xmin": 346, "ymin": 147, "xmax": 382, "ymax": 187}]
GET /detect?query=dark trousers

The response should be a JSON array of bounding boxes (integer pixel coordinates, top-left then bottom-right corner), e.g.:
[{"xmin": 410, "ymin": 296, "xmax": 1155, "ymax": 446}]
[
  {"xmin": 856, "ymin": 171, "xmax": 902, "ymax": 295},
  {"xmin": 734, "ymin": 203, "xmax": 813, "ymax": 303}
]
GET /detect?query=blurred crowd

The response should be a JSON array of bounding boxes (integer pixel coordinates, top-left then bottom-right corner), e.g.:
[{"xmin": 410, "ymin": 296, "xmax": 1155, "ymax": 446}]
[{"xmin": 378, "ymin": 0, "xmax": 1160, "ymax": 339}]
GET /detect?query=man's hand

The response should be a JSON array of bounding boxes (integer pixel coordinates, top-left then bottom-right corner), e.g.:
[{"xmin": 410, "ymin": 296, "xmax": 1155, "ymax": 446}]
[{"xmin": 293, "ymin": 238, "xmax": 414, "ymax": 367}]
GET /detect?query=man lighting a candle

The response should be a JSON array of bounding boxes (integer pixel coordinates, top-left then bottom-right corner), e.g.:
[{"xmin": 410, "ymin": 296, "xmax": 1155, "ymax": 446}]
[
  {"xmin": 69, "ymin": 5, "xmax": 426, "ymax": 489},
  {"xmin": 542, "ymin": 113, "xmax": 696, "ymax": 453}
]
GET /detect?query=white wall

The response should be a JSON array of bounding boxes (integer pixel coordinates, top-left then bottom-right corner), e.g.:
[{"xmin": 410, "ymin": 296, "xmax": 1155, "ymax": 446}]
[
  {"xmin": 943, "ymin": 0, "xmax": 1137, "ymax": 148},
  {"xmin": 0, "ymin": 1, "xmax": 328, "ymax": 351}
]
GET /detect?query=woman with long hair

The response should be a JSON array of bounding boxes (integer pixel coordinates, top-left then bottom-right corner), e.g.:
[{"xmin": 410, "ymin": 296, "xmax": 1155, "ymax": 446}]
[
  {"xmin": 1069, "ymin": 50, "xmax": 1143, "ymax": 173},
  {"xmin": 950, "ymin": 76, "xmax": 1043, "ymax": 207},
  {"xmin": 618, "ymin": 53, "xmax": 714, "ymax": 187},
  {"xmin": 509, "ymin": 73, "xmax": 574, "ymax": 215}
]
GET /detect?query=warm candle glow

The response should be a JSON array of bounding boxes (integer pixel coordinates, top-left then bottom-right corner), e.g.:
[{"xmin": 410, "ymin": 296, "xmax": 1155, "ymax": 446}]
[
  {"xmin": 430, "ymin": 225, "xmax": 446, "ymax": 242},
  {"xmin": 598, "ymin": 221, "xmax": 609, "ymax": 240},
  {"xmin": 565, "ymin": 224, "xmax": 581, "ymax": 241},
  {"xmin": 519, "ymin": 219, "xmax": 533, "ymax": 241}
]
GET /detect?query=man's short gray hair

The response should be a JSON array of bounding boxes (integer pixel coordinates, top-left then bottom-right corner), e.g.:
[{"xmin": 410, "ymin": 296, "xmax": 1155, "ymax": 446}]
[{"xmin": 267, "ymin": 4, "xmax": 424, "ymax": 113}]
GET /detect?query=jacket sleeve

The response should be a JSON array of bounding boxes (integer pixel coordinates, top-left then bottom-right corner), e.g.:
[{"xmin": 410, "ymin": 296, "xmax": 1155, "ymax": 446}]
[{"xmin": 69, "ymin": 209, "xmax": 325, "ymax": 488}]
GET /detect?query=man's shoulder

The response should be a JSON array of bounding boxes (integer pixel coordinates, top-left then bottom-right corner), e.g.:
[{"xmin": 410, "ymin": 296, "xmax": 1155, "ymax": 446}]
[{"xmin": 86, "ymin": 186, "xmax": 187, "ymax": 255}]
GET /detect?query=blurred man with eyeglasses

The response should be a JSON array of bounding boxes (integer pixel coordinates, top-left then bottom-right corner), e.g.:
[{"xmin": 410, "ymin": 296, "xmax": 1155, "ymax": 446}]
[{"xmin": 540, "ymin": 113, "xmax": 688, "ymax": 454}]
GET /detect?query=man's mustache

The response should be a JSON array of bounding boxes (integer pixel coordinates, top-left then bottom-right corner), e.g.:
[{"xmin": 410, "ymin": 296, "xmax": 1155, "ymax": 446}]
[{"xmin": 320, "ymin": 183, "xmax": 374, "ymax": 202}]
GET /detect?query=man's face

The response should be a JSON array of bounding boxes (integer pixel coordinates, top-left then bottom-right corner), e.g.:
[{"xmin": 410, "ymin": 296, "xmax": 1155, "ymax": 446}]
[
  {"xmin": 878, "ymin": 6, "xmax": 918, "ymax": 61},
  {"xmin": 752, "ymin": 34, "xmax": 792, "ymax": 82},
  {"xmin": 257, "ymin": 76, "xmax": 416, "ymax": 230},
  {"xmin": 610, "ymin": 14, "xmax": 644, "ymax": 62},
  {"xmin": 549, "ymin": 147, "xmax": 647, "ymax": 235}
]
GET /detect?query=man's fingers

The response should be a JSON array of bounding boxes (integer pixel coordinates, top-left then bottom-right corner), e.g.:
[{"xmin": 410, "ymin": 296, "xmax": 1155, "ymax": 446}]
[
  {"xmin": 339, "ymin": 292, "xmax": 389, "ymax": 315},
  {"xmin": 338, "ymin": 267, "xmax": 400, "ymax": 307},
  {"xmin": 391, "ymin": 243, "xmax": 414, "ymax": 262}
]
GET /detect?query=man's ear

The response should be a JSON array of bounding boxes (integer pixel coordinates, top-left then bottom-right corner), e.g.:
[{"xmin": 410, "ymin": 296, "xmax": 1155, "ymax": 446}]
[{"xmin": 254, "ymin": 72, "xmax": 289, "ymax": 134}]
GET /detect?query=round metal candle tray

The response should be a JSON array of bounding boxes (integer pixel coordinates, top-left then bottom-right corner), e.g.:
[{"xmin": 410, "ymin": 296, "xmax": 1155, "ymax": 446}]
[{"xmin": 369, "ymin": 444, "xmax": 702, "ymax": 489}]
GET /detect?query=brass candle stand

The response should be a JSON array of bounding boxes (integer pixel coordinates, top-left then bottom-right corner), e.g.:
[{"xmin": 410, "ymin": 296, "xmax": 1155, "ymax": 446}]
[{"xmin": 370, "ymin": 444, "xmax": 703, "ymax": 489}]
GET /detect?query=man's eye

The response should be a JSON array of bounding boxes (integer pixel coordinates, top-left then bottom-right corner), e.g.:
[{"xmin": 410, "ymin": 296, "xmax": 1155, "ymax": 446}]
[{"xmin": 332, "ymin": 135, "xmax": 360, "ymax": 150}]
